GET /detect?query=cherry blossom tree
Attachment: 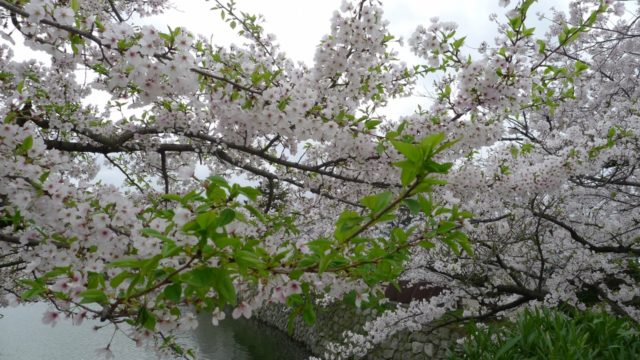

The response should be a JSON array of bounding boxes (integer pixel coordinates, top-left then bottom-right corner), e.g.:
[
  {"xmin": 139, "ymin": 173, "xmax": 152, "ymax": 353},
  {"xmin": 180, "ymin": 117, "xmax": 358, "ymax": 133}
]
[{"xmin": 0, "ymin": 0, "xmax": 637, "ymax": 358}]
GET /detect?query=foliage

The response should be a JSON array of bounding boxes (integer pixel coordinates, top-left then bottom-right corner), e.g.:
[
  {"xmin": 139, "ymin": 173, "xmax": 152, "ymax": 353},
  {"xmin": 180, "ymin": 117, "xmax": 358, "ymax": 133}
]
[{"xmin": 454, "ymin": 308, "xmax": 640, "ymax": 360}]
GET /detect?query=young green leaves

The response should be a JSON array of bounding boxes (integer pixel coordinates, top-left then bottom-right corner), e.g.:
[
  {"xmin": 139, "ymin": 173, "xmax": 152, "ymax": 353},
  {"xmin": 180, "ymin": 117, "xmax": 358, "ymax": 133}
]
[{"xmin": 391, "ymin": 132, "xmax": 456, "ymax": 186}]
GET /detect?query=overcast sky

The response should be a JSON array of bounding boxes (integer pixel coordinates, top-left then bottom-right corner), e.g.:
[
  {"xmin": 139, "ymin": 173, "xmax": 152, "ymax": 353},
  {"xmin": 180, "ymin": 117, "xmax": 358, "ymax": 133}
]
[
  {"xmin": 139, "ymin": 0, "xmax": 570, "ymax": 119},
  {"xmin": 5, "ymin": 0, "xmax": 572, "ymax": 85},
  {"xmin": 149, "ymin": 0, "xmax": 571, "ymax": 65}
]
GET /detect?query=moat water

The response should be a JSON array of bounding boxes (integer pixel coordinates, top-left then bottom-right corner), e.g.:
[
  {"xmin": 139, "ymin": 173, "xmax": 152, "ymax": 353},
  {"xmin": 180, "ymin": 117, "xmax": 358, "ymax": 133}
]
[{"xmin": 0, "ymin": 303, "xmax": 310, "ymax": 359}]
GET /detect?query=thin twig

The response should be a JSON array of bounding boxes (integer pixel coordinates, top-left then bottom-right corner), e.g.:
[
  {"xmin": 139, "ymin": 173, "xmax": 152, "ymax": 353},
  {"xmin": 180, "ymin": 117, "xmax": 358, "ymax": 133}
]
[{"xmin": 104, "ymin": 154, "xmax": 146, "ymax": 194}]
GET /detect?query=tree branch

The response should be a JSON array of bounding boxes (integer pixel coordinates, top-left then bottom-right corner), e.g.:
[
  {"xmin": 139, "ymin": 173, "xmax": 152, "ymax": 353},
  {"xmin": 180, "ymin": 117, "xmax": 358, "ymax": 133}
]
[{"xmin": 532, "ymin": 210, "xmax": 640, "ymax": 255}]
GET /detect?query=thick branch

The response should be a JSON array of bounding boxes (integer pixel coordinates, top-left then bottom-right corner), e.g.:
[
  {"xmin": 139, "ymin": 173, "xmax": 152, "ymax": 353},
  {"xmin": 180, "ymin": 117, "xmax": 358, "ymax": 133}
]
[
  {"xmin": 532, "ymin": 210, "xmax": 640, "ymax": 255},
  {"xmin": 0, "ymin": 233, "xmax": 37, "ymax": 247},
  {"xmin": 107, "ymin": 0, "xmax": 125, "ymax": 22},
  {"xmin": 494, "ymin": 284, "xmax": 547, "ymax": 300},
  {"xmin": 159, "ymin": 150, "xmax": 170, "ymax": 195},
  {"xmin": 0, "ymin": 259, "xmax": 24, "ymax": 269},
  {"xmin": 0, "ymin": 0, "xmax": 103, "ymax": 44}
]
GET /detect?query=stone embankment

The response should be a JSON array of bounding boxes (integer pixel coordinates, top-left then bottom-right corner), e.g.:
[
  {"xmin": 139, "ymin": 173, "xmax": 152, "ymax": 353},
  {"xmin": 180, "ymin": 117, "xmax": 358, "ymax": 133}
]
[{"xmin": 254, "ymin": 302, "xmax": 463, "ymax": 359}]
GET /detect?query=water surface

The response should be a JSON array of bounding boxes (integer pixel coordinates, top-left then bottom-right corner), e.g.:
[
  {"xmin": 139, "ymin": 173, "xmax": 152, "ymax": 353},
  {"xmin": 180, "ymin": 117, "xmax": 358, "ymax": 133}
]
[{"xmin": 0, "ymin": 303, "xmax": 310, "ymax": 359}]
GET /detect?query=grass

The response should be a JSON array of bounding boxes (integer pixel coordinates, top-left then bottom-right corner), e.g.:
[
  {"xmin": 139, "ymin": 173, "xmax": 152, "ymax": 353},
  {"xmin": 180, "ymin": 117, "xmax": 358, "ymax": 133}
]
[{"xmin": 452, "ymin": 307, "xmax": 640, "ymax": 360}]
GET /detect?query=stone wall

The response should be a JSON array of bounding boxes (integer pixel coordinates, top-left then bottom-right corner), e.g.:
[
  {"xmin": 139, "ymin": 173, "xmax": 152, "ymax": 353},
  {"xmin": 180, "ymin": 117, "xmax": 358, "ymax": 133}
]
[{"xmin": 254, "ymin": 302, "xmax": 463, "ymax": 359}]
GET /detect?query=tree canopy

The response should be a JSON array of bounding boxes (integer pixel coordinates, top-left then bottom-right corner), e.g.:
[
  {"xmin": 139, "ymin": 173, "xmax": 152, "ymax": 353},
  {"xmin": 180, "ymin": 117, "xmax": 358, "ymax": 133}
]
[{"xmin": 0, "ymin": 0, "xmax": 638, "ymax": 358}]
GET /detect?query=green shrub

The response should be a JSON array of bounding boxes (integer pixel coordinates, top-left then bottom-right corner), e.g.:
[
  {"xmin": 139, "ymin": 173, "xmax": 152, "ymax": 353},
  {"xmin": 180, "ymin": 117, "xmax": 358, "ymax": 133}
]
[{"xmin": 453, "ymin": 308, "xmax": 640, "ymax": 360}]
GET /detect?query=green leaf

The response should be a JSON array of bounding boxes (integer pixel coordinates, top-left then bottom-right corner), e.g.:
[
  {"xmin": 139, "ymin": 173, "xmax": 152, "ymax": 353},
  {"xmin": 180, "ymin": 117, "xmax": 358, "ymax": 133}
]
[
  {"xmin": 250, "ymin": 70, "xmax": 262, "ymax": 85},
  {"xmin": 161, "ymin": 240, "xmax": 181, "ymax": 258},
  {"xmin": 235, "ymin": 250, "xmax": 264, "ymax": 269},
  {"xmin": 452, "ymin": 36, "xmax": 466, "ymax": 49},
  {"xmin": 454, "ymin": 231, "xmax": 473, "ymax": 256},
  {"xmin": 575, "ymin": 61, "xmax": 589, "ymax": 73},
  {"xmin": 158, "ymin": 31, "xmax": 173, "ymax": 43},
  {"xmin": 161, "ymin": 194, "xmax": 182, "ymax": 202},
  {"xmin": 391, "ymin": 159, "xmax": 419, "ymax": 187},
  {"xmin": 302, "ymin": 301, "xmax": 316, "ymax": 325},
  {"xmin": 307, "ymin": 238, "xmax": 333, "ymax": 253},
  {"xmin": 125, "ymin": 274, "xmax": 142, "ymax": 296},
  {"xmin": 0, "ymin": 71, "xmax": 14, "ymax": 83},
  {"xmin": 402, "ymin": 198, "xmax": 421, "ymax": 214},
  {"xmin": 196, "ymin": 211, "xmax": 217, "ymax": 230},
  {"xmin": 286, "ymin": 293, "xmax": 304, "ymax": 307},
  {"xmin": 4, "ymin": 111, "xmax": 17, "ymax": 124},
  {"xmin": 42, "ymin": 267, "xmax": 70, "ymax": 280},
  {"xmin": 434, "ymin": 137, "xmax": 461, "ymax": 155},
  {"xmin": 418, "ymin": 240, "xmax": 435, "ymax": 249},
  {"xmin": 185, "ymin": 267, "xmax": 215, "ymax": 288},
  {"xmin": 141, "ymin": 228, "xmax": 172, "ymax": 243},
  {"xmin": 38, "ymin": 171, "xmax": 51, "ymax": 184},
  {"xmin": 401, "ymin": 167, "xmax": 418, "ymax": 186},
  {"xmin": 287, "ymin": 312, "xmax": 297, "ymax": 334},
  {"xmin": 212, "ymin": 235, "xmax": 241, "ymax": 249},
  {"xmin": 206, "ymin": 187, "xmax": 227, "ymax": 202},
  {"xmin": 442, "ymin": 84, "xmax": 451, "ymax": 99},
  {"xmin": 510, "ymin": 146, "xmax": 519, "ymax": 158},
  {"xmin": 208, "ymin": 175, "xmax": 230, "ymax": 189},
  {"xmin": 495, "ymin": 334, "xmax": 521, "ymax": 358},
  {"xmin": 558, "ymin": 27, "xmax": 572, "ymax": 44},
  {"xmin": 87, "ymin": 272, "xmax": 105, "ymax": 289},
  {"xmin": 360, "ymin": 191, "xmax": 393, "ymax": 213},
  {"xmin": 239, "ymin": 186, "xmax": 260, "ymax": 201},
  {"xmin": 317, "ymin": 252, "xmax": 334, "ymax": 273},
  {"xmin": 17, "ymin": 135, "xmax": 33, "ymax": 155},
  {"xmin": 244, "ymin": 204, "xmax": 266, "ymax": 223},
  {"xmin": 289, "ymin": 268, "xmax": 304, "ymax": 280},
  {"xmin": 298, "ymin": 255, "xmax": 319, "ymax": 269},
  {"xmin": 217, "ymin": 208, "xmax": 236, "ymax": 227},
  {"xmin": 365, "ymin": 119, "xmax": 382, "ymax": 130},
  {"xmin": 70, "ymin": 0, "xmax": 79, "ymax": 12},
  {"xmin": 509, "ymin": 16, "xmax": 522, "ymax": 30},
  {"xmin": 536, "ymin": 39, "xmax": 546, "ymax": 54},
  {"xmin": 391, "ymin": 227, "xmax": 409, "ymax": 244},
  {"xmin": 79, "ymin": 289, "xmax": 108, "ymax": 304},
  {"xmin": 417, "ymin": 195, "xmax": 433, "ymax": 215},
  {"xmin": 109, "ymin": 271, "xmax": 133, "ymax": 288},
  {"xmin": 334, "ymin": 211, "xmax": 363, "ymax": 241},
  {"xmin": 523, "ymin": 26, "xmax": 535, "ymax": 37},
  {"xmin": 69, "ymin": 34, "xmax": 83, "ymax": 55},
  {"xmin": 412, "ymin": 177, "xmax": 448, "ymax": 194},
  {"xmin": 441, "ymin": 234, "xmax": 461, "ymax": 256},
  {"xmin": 137, "ymin": 306, "xmax": 157, "ymax": 330},
  {"xmin": 419, "ymin": 132, "xmax": 446, "ymax": 156},
  {"xmin": 423, "ymin": 160, "xmax": 452, "ymax": 174},
  {"xmin": 521, "ymin": 143, "xmax": 534, "ymax": 154},
  {"xmin": 108, "ymin": 258, "xmax": 143, "ymax": 268},
  {"xmin": 437, "ymin": 221, "xmax": 457, "ymax": 234},
  {"xmin": 391, "ymin": 140, "xmax": 422, "ymax": 163},
  {"xmin": 163, "ymin": 283, "xmax": 182, "ymax": 303},
  {"xmin": 211, "ymin": 268, "xmax": 236, "ymax": 306},
  {"xmin": 21, "ymin": 287, "xmax": 44, "ymax": 300}
]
